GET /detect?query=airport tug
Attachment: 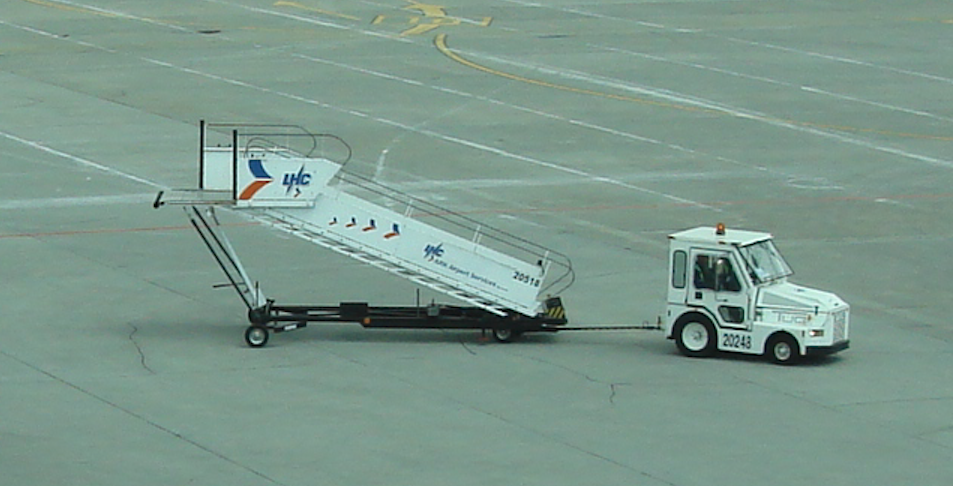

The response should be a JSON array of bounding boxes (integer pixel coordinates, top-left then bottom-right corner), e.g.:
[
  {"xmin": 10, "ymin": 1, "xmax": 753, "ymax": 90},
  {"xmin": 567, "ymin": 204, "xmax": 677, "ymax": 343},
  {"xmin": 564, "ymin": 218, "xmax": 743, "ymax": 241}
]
[{"xmin": 665, "ymin": 224, "xmax": 850, "ymax": 364}]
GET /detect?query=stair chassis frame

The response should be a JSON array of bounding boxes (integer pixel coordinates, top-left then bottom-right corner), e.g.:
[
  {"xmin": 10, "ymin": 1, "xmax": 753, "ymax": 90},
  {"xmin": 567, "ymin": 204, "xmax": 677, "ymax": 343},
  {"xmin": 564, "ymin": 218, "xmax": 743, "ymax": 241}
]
[{"xmin": 243, "ymin": 298, "xmax": 568, "ymax": 347}]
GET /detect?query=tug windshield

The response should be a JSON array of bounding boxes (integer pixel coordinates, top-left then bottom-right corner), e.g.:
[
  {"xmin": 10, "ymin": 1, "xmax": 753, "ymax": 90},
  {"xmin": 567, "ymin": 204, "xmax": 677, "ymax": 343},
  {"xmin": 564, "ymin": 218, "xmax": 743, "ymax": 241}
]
[{"xmin": 738, "ymin": 239, "xmax": 792, "ymax": 284}]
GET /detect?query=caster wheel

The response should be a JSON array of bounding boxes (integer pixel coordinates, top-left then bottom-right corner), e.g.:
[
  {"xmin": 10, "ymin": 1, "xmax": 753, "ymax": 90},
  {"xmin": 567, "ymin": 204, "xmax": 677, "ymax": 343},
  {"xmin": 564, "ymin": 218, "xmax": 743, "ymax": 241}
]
[{"xmin": 244, "ymin": 326, "xmax": 269, "ymax": 348}]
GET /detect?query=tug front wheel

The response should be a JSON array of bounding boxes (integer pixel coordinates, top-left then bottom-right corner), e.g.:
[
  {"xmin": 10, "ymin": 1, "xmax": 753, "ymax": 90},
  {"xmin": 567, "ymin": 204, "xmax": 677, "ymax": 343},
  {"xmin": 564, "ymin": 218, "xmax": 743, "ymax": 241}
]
[
  {"xmin": 766, "ymin": 333, "xmax": 800, "ymax": 365},
  {"xmin": 244, "ymin": 326, "xmax": 270, "ymax": 348}
]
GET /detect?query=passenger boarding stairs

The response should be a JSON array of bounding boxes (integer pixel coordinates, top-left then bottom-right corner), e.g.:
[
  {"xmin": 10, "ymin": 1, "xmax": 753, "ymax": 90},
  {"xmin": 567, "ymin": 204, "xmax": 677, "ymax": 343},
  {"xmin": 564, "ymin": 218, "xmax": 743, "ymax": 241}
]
[{"xmin": 156, "ymin": 122, "xmax": 573, "ymax": 319}]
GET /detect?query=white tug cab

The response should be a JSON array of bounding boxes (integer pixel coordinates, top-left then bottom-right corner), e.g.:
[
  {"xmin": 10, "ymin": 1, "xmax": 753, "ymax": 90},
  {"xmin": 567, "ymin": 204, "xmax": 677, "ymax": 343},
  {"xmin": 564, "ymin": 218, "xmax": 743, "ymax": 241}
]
[{"xmin": 665, "ymin": 224, "xmax": 850, "ymax": 364}]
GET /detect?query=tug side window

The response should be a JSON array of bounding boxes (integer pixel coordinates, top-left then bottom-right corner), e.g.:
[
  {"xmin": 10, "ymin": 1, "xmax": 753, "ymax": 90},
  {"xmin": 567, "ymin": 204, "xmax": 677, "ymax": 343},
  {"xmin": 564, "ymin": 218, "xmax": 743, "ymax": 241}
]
[{"xmin": 672, "ymin": 250, "xmax": 687, "ymax": 289}]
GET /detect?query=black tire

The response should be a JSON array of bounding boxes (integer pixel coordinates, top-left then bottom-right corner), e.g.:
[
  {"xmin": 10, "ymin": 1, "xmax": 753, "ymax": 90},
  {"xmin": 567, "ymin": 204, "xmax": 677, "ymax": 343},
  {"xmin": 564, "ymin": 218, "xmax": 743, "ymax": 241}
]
[
  {"xmin": 492, "ymin": 328, "xmax": 521, "ymax": 343},
  {"xmin": 674, "ymin": 315, "xmax": 717, "ymax": 358},
  {"xmin": 766, "ymin": 333, "xmax": 799, "ymax": 365},
  {"xmin": 244, "ymin": 325, "xmax": 269, "ymax": 348}
]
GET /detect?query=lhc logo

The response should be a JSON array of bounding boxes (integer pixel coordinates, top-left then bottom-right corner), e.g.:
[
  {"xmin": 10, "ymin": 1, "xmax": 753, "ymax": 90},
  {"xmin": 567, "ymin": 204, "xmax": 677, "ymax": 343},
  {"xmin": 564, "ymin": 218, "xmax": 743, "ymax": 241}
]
[
  {"xmin": 282, "ymin": 165, "xmax": 311, "ymax": 197},
  {"xmin": 423, "ymin": 243, "xmax": 444, "ymax": 261}
]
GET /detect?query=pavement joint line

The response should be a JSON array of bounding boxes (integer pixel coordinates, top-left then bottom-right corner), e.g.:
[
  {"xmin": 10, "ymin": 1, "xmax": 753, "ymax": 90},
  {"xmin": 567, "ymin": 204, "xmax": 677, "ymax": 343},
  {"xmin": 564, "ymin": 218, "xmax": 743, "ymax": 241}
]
[{"xmin": 0, "ymin": 348, "xmax": 287, "ymax": 485}]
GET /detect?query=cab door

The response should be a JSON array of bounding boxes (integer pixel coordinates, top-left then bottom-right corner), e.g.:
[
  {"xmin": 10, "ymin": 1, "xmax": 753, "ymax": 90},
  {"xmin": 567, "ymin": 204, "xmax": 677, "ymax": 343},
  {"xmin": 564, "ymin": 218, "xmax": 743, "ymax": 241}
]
[{"xmin": 688, "ymin": 249, "xmax": 751, "ymax": 331}]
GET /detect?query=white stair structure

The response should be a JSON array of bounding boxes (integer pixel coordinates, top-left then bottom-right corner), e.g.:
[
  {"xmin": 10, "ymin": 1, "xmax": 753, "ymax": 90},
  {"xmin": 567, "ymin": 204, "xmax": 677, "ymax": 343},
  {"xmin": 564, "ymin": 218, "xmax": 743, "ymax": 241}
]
[{"xmin": 158, "ymin": 122, "xmax": 573, "ymax": 320}]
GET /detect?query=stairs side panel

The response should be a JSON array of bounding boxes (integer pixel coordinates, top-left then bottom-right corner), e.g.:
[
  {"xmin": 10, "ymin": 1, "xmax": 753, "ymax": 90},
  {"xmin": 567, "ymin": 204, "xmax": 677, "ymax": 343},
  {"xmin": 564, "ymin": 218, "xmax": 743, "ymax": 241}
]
[{"xmin": 255, "ymin": 190, "xmax": 546, "ymax": 316}]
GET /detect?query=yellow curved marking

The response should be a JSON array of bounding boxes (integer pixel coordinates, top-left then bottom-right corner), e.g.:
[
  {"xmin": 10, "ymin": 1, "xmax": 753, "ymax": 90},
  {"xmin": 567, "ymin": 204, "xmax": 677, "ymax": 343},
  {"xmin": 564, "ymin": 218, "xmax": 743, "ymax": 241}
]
[
  {"xmin": 434, "ymin": 33, "xmax": 721, "ymax": 115},
  {"xmin": 404, "ymin": 2, "xmax": 448, "ymax": 18},
  {"xmin": 435, "ymin": 33, "xmax": 953, "ymax": 142},
  {"xmin": 21, "ymin": 0, "xmax": 117, "ymax": 17}
]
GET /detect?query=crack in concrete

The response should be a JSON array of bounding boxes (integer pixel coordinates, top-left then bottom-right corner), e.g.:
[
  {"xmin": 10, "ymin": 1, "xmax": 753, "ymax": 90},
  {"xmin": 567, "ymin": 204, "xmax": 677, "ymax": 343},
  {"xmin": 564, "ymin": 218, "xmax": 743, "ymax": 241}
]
[{"xmin": 126, "ymin": 322, "xmax": 154, "ymax": 375}]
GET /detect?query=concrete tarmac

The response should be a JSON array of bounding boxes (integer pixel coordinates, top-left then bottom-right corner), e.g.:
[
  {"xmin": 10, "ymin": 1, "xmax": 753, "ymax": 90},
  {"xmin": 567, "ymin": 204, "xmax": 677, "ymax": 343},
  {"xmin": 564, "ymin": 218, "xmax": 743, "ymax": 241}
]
[{"xmin": 2, "ymin": 1, "xmax": 952, "ymax": 485}]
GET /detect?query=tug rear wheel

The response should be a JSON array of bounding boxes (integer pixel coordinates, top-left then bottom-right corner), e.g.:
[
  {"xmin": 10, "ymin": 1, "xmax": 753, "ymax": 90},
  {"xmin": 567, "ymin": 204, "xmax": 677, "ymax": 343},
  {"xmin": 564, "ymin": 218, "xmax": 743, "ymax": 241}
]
[
  {"xmin": 674, "ymin": 315, "xmax": 716, "ymax": 357},
  {"xmin": 244, "ymin": 326, "xmax": 270, "ymax": 348}
]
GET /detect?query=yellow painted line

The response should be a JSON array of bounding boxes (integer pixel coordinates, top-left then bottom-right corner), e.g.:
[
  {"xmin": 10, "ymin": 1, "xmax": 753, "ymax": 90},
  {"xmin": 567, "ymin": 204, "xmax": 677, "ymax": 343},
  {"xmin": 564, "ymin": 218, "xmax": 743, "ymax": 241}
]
[
  {"xmin": 434, "ymin": 33, "xmax": 720, "ymax": 115},
  {"xmin": 805, "ymin": 122, "xmax": 953, "ymax": 141},
  {"xmin": 404, "ymin": 2, "xmax": 448, "ymax": 18},
  {"xmin": 21, "ymin": 0, "xmax": 117, "ymax": 17},
  {"xmin": 908, "ymin": 17, "xmax": 953, "ymax": 24},
  {"xmin": 435, "ymin": 34, "xmax": 953, "ymax": 142},
  {"xmin": 403, "ymin": 17, "xmax": 460, "ymax": 36},
  {"xmin": 274, "ymin": 1, "xmax": 360, "ymax": 21}
]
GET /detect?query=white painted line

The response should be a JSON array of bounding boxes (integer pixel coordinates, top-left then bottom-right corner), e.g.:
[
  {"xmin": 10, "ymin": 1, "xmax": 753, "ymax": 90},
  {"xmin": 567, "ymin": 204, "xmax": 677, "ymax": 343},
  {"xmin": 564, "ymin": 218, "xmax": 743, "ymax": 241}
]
[
  {"xmin": 0, "ymin": 194, "xmax": 155, "ymax": 210},
  {"xmin": 722, "ymin": 36, "xmax": 953, "ymax": 86},
  {"xmin": 0, "ymin": 129, "xmax": 161, "ymax": 188},
  {"xmin": 450, "ymin": 47, "xmax": 953, "ymax": 169},
  {"xmin": 201, "ymin": 0, "xmax": 410, "ymax": 43},
  {"xmin": 31, "ymin": 0, "xmax": 193, "ymax": 32},
  {"xmin": 597, "ymin": 44, "xmax": 953, "ymax": 126},
  {"xmin": 798, "ymin": 86, "xmax": 952, "ymax": 122}
]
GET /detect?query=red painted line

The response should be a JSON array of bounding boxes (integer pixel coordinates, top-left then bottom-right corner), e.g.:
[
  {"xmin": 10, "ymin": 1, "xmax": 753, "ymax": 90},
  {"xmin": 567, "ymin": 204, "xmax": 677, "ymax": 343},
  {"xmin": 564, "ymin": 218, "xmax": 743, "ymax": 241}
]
[
  {"xmin": 3, "ymin": 193, "xmax": 946, "ymax": 240},
  {"xmin": 0, "ymin": 222, "xmax": 257, "ymax": 240}
]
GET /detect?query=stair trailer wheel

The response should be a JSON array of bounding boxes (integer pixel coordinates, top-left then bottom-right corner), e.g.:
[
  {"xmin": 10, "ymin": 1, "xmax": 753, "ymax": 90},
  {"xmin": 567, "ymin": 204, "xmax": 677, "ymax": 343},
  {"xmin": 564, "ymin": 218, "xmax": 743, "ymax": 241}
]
[{"xmin": 244, "ymin": 325, "xmax": 269, "ymax": 348}]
